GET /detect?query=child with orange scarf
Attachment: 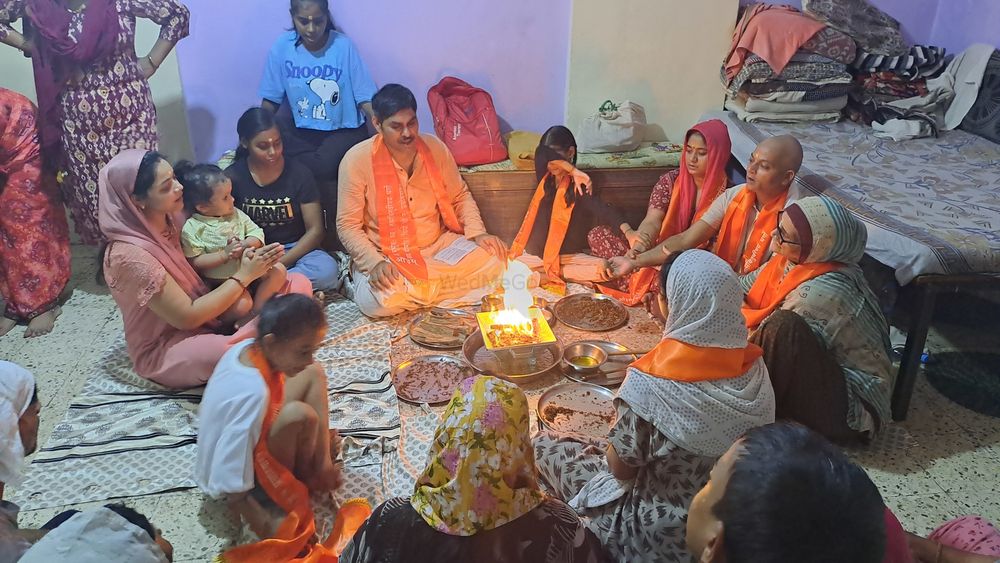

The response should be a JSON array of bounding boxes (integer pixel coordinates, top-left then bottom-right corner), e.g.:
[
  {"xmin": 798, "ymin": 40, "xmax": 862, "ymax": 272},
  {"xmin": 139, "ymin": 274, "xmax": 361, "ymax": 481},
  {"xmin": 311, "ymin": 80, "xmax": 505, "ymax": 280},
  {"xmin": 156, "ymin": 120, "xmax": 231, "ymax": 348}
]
[
  {"xmin": 534, "ymin": 250, "xmax": 775, "ymax": 562},
  {"xmin": 508, "ymin": 126, "xmax": 627, "ymax": 293},
  {"xmin": 742, "ymin": 195, "xmax": 893, "ymax": 444},
  {"xmin": 195, "ymin": 294, "xmax": 369, "ymax": 561},
  {"xmin": 589, "ymin": 119, "xmax": 731, "ymax": 305},
  {"xmin": 605, "ymin": 135, "xmax": 804, "ymax": 304}
]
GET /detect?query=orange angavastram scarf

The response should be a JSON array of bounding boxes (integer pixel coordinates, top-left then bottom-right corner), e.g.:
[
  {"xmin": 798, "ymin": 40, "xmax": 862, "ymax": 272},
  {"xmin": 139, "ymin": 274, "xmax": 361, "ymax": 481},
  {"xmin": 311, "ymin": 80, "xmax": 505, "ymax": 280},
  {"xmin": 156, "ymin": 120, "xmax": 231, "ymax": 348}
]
[
  {"xmin": 509, "ymin": 160, "xmax": 587, "ymax": 294},
  {"xmin": 218, "ymin": 346, "xmax": 370, "ymax": 562},
  {"xmin": 631, "ymin": 338, "xmax": 763, "ymax": 382},
  {"xmin": 741, "ymin": 255, "xmax": 840, "ymax": 331},
  {"xmin": 372, "ymin": 135, "xmax": 464, "ymax": 282},
  {"xmin": 713, "ymin": 186, "xmax": 787, "ymax": 275}
]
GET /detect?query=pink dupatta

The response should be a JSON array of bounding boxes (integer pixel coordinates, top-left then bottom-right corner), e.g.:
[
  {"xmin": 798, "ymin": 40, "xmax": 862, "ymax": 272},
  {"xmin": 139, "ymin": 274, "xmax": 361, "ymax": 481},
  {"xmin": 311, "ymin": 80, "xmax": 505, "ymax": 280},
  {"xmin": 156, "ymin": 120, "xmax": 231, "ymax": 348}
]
[{"xmin": 97, "ymin": 149, "xmax": 207, "ymax": 298}]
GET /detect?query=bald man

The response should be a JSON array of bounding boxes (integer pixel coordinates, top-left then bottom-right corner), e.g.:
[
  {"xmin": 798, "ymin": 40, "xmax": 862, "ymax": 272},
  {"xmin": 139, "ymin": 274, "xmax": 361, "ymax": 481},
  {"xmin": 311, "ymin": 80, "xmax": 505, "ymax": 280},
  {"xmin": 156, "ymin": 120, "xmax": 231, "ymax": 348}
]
[{"xmin": 607, "ymin": 135, "xmax": 804, "ymax": 281}]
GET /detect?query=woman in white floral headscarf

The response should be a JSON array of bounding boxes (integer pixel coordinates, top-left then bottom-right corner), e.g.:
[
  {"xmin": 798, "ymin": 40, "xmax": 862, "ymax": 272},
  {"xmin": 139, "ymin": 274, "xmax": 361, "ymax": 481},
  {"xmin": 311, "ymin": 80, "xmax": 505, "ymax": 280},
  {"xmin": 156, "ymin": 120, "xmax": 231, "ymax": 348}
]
[{"xmin": 341, "ymin": 375, "xmax": 605, "ymax": 563}]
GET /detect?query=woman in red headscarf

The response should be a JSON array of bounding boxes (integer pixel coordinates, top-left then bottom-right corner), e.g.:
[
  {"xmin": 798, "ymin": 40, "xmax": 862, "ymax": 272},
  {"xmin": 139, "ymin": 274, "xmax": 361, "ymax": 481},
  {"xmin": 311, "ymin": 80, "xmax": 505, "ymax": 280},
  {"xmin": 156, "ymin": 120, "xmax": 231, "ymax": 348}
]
[{"xmin": 589, "ymin": 119, "xmax": 732, "ymax": 306}]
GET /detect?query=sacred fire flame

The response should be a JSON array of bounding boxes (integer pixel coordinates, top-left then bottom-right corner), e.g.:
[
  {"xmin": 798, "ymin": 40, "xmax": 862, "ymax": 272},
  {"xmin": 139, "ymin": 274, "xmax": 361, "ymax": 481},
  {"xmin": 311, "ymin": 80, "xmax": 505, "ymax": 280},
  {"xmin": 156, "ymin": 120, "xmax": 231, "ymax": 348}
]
[{"xmin": 496, "ymin": 260, "xmax": 534, "ymax": 328}]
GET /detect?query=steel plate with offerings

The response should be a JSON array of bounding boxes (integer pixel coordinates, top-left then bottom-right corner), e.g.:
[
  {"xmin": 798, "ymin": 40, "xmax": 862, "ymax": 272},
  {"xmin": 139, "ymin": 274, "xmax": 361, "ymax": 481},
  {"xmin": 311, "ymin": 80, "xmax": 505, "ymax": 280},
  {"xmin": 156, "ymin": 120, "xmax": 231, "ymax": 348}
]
[
  {"xmin": 391, "ymin": 355, "xmax": 475, "ymax": 404},
  {"xmin": 409, "ymin": 308, "xmax": 477, "ymax": 350},
  {"xmin": 553, "ymin": 293, "xmax": 629, "ymax": 332},
  {"xmin": 537, "ymin": 382, "xmax": 616, "ymax": 437}
]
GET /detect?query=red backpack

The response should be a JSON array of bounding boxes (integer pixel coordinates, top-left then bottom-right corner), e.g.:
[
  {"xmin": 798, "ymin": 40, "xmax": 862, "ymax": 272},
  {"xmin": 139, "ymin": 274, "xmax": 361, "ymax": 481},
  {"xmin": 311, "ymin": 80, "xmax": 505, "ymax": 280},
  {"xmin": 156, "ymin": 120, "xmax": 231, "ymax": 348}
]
[{"xmin": 427, "ymin": 76, "xmax": 506, "ymax": 166}]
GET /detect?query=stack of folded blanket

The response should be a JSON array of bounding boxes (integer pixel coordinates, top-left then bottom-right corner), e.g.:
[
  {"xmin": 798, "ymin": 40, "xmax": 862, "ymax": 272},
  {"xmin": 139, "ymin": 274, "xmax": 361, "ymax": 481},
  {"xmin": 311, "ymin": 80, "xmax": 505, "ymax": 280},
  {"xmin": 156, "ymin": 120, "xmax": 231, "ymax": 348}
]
[
  {"xmin": 722, "ymin": 1, "xmax": 954, "ymax": 125},
  {"xmin": 723, "ymin": 5, "xmax": 855, "ymax": 123}
]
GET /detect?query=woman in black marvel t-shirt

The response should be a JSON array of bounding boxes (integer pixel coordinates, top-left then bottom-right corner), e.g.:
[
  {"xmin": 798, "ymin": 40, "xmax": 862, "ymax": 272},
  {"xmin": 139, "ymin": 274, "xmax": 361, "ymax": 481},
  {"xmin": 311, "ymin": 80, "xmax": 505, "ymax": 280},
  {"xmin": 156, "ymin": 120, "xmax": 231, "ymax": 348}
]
[{"xmin": 226, "ymin": 107, "xmax": 339, "ymax": 292}]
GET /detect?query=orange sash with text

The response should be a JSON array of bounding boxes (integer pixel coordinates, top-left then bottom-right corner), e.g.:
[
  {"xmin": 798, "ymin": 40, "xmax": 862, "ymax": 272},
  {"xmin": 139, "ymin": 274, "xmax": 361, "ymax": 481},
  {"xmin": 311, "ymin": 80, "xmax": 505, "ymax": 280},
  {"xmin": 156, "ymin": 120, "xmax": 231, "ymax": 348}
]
[
  {"xmin": 509, "ymin": 160, "xmax": 588, "ymax": 294},
  {"xmin": 741, "ymin": 255, "xmax": 840, "ymax": 330},
  {"xmin": 218, "ymin": 347, "xmax": 371, "ymax": 563},
  {"xmin": 372, "ymin": 135, "xmax": 464, "ymax": 282},
  {"xmin": 631, "ymin": 338, "xmax": 763, "ymax": 381},
  {"xmin": 713, "ymin": 187, "xmax": 787, "ymax": 275}
]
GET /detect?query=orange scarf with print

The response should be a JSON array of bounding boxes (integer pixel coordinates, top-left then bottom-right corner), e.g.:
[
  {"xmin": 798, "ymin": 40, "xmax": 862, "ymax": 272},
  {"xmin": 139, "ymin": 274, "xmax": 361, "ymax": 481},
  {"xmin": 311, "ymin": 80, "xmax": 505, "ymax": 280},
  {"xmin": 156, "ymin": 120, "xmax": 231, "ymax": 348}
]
[
  {"xmin": 509, "ymin": 160, "xmax": 587, "ymax": 294},
  {"xmin": 372, "ymin": 135, "xmax": 463, "ymax": 282},
  {"xmin": 713, "ymin": 187, "xmax": 787, "ymax": 275},
  {"xmin": 631, "ymin": 338, "xmax": 763, "ymax": 381},
  {"xmin": 217, "ymin": 346, "xmax": 370, "ymax": 563},
  {"xmin": 741, "ymin": 255, "xmax": 840, "ymax": 330}
]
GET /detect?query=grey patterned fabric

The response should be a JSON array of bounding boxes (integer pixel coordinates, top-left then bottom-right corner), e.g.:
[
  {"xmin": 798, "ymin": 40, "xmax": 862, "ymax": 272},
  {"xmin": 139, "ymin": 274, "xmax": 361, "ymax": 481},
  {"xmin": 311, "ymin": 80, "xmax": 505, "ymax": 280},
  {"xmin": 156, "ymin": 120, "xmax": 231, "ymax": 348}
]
[
  {"xmin": 534, "ymin": 406, "xmax": 715, "ymax": 563},
  {"xmin": 803, "ymin": 0, "xmax": 909, "ymax": 57},
  {"xmin": 725, "ymin": 54, "xmax": 850, "ymax": 96}
]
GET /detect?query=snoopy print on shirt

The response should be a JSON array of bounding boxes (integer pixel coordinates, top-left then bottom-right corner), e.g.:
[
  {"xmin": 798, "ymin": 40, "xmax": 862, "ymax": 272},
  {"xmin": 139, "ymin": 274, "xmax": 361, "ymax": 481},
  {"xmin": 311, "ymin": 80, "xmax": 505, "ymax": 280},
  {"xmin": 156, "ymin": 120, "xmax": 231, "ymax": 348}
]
[{"xmin": 259, "ymin": 30, "xmax": 377, "ymax": 132}]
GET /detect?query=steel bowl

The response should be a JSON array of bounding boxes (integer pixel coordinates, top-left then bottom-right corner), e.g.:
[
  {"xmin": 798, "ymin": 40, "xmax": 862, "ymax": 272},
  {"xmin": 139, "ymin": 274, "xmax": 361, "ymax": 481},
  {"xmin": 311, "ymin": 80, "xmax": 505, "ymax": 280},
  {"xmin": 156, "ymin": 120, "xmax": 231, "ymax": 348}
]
[{"xmin": 561, "ymin": 342, "xmax": 609, "ymax": 375}]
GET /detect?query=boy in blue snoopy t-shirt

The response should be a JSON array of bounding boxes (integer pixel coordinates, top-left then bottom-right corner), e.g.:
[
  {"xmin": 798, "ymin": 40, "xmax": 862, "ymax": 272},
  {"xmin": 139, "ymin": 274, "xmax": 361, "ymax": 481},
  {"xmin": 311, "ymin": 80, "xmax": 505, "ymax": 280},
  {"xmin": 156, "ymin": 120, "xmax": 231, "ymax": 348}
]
[{"xmin": 259, "ymin": 30, "xmax": 377, "ymax": 133}]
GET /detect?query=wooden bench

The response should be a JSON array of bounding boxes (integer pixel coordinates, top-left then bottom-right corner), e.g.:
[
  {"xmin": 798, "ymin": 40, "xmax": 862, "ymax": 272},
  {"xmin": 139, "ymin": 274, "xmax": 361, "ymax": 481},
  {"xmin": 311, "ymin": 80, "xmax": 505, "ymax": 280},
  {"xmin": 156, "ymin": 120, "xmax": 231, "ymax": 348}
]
[{"xmin": 461, "ymin": 167, "xmax": 672, "ymax": 243}]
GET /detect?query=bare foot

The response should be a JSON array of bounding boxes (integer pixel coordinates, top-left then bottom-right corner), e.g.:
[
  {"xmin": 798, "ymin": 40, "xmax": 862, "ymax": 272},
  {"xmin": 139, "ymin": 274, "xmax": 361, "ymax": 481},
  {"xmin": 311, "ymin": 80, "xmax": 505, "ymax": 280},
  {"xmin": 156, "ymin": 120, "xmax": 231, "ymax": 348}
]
[
  {"xmin": 313, "ymin": 290, "xmax": 326, "ymax": 304},
  {"xmin": 24, "ymin": 307, "xmax": 61, "ymax": 338},
  {"xmin": 0, "ymin": 317, "xmax": 16, "ymax": 338}
]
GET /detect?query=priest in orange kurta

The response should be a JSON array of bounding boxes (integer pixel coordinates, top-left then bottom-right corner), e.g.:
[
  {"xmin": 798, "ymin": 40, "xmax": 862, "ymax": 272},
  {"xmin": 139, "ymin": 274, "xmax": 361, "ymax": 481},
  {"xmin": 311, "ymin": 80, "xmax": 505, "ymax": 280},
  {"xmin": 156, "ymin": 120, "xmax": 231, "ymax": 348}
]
[{"xmin": 337, "ymin": 84, "xmax": 506, "ymax": 317}]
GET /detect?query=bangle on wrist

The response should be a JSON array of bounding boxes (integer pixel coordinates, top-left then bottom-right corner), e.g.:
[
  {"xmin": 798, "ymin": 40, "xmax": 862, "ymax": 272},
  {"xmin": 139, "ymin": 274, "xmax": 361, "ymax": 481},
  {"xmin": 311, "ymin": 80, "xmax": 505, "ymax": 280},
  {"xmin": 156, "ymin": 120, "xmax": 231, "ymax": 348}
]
[
  {"xmin": 227, "ymin": 276, "xmax": 249, "ymax": 294},
  {"xmin": 934, "ymin": 542, "xmax": 943, "ymax": 563},
  {"xmin": 146, "ymin": 55, "xmax": 159, "ymax": 69}
]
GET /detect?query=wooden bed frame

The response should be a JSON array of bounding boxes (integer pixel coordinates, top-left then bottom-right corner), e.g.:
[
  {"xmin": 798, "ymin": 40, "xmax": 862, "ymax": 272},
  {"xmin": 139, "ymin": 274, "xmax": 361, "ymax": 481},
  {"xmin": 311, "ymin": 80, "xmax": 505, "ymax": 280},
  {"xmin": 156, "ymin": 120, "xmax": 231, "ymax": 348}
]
[
  {"xmin": 892, "ymin": 273, "xmax": 1000, "ymax": 420},
  {"xmin": 461, "ymin": 167, "xmax": 670, "ymax": 243}
]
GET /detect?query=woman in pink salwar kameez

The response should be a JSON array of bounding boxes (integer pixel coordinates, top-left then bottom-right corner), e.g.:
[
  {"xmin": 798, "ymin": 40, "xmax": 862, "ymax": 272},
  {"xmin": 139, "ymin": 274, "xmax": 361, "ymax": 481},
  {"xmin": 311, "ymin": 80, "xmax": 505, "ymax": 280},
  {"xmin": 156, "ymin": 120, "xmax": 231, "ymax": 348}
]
[{"xmin": 98, "ymin": 150, "xmax": 312, "ymax": 388}]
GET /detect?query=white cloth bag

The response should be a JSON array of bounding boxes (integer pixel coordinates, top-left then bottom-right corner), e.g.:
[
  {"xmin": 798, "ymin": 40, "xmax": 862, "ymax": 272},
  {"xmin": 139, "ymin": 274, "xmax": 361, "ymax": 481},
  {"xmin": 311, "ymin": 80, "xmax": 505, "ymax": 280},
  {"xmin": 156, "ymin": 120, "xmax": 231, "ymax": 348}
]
[{"xmin": 578, "ymin": 100, "xmax": 647, "ymax": 153}]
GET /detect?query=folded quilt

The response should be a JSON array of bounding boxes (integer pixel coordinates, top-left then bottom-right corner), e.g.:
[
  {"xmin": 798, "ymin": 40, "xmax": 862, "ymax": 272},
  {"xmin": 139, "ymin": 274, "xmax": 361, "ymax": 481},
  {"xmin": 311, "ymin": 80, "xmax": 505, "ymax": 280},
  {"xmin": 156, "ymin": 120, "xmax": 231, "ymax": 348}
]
[
  {"xmin": 852, "ymin": 45, "xmax": 949, "ymax": 80},
  {"xmin": 800, "ymin": 26, "xmax": 857, "ymax": 64},
  {"xmin": 726, "ymin": 97, "xmax": 842, "ymax": 124},
  {"xmin": 743, "ymin": 82, "xmax": 854, "ymax": 102},
  {"xmin": 744, "ymin": 95, "xmax": 849, "ymax": 114},
  {"xmin": 725, "ymin": 55, "xmax": 849, "ymax": 95},
  {"xmin": 803, "ymin": 0, "xmax": 907, "ymax": 57}
]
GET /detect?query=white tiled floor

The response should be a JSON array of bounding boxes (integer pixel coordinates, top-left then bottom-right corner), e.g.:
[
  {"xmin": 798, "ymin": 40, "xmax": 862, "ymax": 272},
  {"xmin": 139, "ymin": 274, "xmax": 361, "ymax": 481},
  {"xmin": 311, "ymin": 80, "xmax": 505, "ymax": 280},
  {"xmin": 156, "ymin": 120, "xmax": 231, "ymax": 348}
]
[{"xmin": 2, "ymin": 243, "xmax": 999, "ymax": 561}]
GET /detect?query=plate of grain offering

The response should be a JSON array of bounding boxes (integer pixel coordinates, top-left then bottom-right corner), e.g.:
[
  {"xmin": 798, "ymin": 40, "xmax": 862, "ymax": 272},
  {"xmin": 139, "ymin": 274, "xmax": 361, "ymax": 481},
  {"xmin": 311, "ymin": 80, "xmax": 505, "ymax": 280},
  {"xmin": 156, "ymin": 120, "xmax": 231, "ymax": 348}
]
[
  {"xmin": 537, "ymin": 382, "xmax": 616, "ymax": 438},
  {"xmin": 409, "ymin": 308, "xmax": 478, "ymax": 350},
  {"xmin": 553, "ymin": 293, "xmax": 629, "ymax": 332},
  {"xmin": 391, "ymin": 355, "xmax": 474, "ymax": 405}
]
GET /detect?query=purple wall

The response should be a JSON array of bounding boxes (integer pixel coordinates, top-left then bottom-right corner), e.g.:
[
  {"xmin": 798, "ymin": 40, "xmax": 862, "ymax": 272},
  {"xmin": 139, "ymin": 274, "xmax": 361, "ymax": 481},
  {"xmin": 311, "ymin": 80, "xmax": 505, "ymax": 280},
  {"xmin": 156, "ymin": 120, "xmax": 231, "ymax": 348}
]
[
  {"xmin": 177, "ymin": 1, "xmax": 571, "ymax": 161},
  {"xmin": 930, "ymin": 0, "xmax": 1000, "ymax": 53}
]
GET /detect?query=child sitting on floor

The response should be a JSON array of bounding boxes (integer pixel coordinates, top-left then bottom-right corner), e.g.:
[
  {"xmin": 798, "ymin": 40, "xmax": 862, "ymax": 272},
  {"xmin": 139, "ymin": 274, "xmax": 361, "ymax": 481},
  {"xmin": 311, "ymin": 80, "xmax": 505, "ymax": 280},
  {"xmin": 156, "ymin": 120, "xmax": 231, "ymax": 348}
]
[
  {"xmin": 195, "ymin": 294, "xmax": 367, "ymax": 560},
  {"xmin": 177, "ymin": 161, "xmax": 287, "ymax": 326}
]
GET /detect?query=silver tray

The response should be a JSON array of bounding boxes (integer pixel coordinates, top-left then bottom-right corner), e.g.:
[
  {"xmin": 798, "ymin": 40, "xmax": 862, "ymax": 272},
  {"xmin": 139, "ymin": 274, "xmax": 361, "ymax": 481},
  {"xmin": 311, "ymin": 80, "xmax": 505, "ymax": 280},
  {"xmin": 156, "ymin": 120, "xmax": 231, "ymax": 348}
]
[
  {"xmin": 537, "ymin": 382, "xmax": 616, "ymax": 438},
  {"xmin": 553, "ymin": 293, "xmax": 629, "ymax": 332},
  {"xmin": 561, "ymin": 340, "xmax": 636, "ymax": 387},
  {"xmin": 391, "ymin": 354, "xmax": 474, "ymax": 405},
  {"xmin": 463, "ymin": 330, "xmax": 562, "ymax": 384},
  {"xmin": 408, "ymin": 308, "xmax": 477, "ymax": 350}
]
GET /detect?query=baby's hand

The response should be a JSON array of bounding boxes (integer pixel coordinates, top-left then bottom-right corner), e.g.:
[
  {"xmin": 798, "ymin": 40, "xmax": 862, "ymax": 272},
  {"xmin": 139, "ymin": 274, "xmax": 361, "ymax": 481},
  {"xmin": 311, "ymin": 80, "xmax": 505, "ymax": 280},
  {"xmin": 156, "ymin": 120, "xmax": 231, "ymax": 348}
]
[{"xmin": 225, "ymin": 238, "xmax": 244, "ymax": 260}]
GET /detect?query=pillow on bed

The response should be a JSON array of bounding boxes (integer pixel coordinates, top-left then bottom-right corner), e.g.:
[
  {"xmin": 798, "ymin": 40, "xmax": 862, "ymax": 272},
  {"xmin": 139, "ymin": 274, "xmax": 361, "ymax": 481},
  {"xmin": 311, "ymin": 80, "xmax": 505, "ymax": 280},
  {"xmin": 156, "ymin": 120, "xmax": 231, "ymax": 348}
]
[{"xmin": 960, "ymin": 49, "xmax": 1000, "ymax": 144}]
